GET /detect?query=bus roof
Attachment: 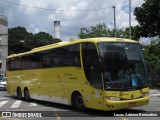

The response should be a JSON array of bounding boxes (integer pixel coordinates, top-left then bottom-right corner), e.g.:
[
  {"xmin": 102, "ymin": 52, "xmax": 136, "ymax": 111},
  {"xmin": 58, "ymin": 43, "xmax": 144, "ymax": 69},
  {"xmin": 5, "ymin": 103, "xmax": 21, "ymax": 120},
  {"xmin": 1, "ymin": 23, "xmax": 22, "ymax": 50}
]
[{"xmin": 7, "ymin": 37, "xmax": 138, "ymax": 58}]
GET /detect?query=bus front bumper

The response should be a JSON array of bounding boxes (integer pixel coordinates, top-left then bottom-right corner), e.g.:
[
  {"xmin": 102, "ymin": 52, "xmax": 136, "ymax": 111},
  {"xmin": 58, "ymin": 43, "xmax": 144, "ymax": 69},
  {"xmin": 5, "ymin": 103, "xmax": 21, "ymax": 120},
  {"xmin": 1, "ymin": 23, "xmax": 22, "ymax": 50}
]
[{"xmin": 104, "ymin": 96, "xmax": 149, "ymax": 111}]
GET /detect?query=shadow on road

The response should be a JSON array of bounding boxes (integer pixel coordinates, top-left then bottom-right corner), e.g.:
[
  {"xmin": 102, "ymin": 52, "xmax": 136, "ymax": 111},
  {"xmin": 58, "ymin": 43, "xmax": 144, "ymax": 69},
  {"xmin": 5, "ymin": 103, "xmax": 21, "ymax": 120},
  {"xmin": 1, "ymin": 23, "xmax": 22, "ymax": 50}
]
[{"xmin": 6, "ymin": 95, "xmax": 146, "ymax": 117}]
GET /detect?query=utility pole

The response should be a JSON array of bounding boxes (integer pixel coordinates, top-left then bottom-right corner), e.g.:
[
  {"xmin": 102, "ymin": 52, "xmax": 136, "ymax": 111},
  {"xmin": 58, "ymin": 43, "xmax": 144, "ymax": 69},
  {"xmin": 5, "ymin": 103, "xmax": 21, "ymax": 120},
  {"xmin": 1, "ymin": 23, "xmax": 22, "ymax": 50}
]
[
  {"xmin": 113, "ymin": 6, "xmax": 116, "ymax": 38},
  {"xmin": 129, "ymin": 0, "xmax": 131, "ymax": 39}
]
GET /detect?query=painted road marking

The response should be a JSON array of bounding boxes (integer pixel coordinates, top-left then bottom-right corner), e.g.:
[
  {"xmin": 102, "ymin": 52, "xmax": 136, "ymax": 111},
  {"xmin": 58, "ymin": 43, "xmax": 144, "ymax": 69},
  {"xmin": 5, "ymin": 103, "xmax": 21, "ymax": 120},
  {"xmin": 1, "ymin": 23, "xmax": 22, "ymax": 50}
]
[
  {"xmin": 0, "ymin": 101, "xmax": 8, "ymax": 107},
  {"xmin": 29, "ymin": 102, "xmax": 37, "ymax": 107},
  {"xmin": 10, "ymin": 100, "xmax": 22, "ymax": 108},
  {"xmin": 121, "ymin": 118, "xmax": 128, "ymax": 120},
  {"xmin": 55, "ymin": 112, "xmax": 61, "ymax": 120}
]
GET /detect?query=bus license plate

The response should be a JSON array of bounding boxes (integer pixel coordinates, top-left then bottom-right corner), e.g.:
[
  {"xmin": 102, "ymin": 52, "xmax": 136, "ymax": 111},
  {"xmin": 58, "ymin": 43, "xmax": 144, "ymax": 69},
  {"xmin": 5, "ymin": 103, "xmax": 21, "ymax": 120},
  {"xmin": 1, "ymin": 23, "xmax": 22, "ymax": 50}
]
[{"xmin": 129, "ymin": 102, "xmax": 136, "ymax": 107}]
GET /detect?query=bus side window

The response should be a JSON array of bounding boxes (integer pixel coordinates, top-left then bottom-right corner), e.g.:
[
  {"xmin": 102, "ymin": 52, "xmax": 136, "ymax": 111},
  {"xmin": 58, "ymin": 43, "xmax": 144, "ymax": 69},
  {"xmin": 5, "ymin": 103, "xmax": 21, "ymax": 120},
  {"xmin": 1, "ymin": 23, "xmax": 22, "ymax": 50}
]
[{"xmin": 82, "ymin": 43, "xmax": 102, "ymax": 89}]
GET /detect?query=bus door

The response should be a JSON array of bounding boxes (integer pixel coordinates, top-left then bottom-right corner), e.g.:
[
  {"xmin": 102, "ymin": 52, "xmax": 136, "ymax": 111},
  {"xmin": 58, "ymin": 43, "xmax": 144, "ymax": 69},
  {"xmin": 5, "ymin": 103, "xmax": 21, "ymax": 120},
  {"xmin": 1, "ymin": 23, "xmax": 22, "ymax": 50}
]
[{"xmin": 82, "ymin": 42, "xmax": 104, "ymax": 110}]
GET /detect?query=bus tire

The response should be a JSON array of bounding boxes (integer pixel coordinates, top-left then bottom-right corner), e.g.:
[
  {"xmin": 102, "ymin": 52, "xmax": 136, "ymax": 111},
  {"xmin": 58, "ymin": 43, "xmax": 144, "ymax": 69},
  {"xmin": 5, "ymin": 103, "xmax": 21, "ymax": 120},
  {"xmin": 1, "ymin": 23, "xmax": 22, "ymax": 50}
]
[
  {"xmin": 72, "ymin": 93, "xmax": 85, "ymax": 111},
  {"xmin": 24, "ymin": 88, "xmax": 30, "ymax": 102},
  {"xmin": 17, "ymin": 87, "xmax": 22, "ymax": 100}
]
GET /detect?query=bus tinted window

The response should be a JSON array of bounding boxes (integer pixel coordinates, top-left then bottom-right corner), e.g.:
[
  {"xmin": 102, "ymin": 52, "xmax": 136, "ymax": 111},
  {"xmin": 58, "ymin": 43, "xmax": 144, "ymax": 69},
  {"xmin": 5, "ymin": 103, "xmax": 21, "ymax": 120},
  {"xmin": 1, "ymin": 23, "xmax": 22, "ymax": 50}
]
[
  {"xmin": 7, "ymin": 43, "xmax": 81, "ymax": 70},
  {"xmin": 82, "ymin": 42, "xmax": 102, "ymax": 89},
  {"xmin": 64, "ymin": 44, "xmax": 80, "ymax": 66}
]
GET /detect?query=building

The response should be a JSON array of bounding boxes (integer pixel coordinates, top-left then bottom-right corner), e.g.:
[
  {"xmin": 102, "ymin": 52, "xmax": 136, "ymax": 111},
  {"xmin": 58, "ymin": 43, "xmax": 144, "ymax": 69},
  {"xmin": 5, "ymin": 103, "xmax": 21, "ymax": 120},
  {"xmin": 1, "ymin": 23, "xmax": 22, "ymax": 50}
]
[
  {"xmin": 0, "ymin": 15, "xmax": 8, "ymax": 74},
  {"xmin": 54, "ymin": 21, "xmax": 61, "ymax": 39}
]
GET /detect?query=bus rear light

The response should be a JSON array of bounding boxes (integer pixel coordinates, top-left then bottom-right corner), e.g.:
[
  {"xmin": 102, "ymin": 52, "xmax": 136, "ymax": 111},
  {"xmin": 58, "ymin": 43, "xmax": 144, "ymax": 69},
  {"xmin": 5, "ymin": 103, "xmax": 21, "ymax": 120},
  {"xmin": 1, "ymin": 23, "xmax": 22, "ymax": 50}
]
[{"xmin": 106, "ymin": 96, "xmax": 121, "ymax": 101}]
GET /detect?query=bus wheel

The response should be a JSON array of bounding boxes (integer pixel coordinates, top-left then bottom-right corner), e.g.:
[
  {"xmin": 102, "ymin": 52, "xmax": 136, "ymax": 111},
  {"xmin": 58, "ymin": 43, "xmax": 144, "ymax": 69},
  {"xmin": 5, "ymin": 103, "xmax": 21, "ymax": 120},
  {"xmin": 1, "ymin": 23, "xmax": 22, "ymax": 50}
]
[
  {"xmin": 17, "ymin": 87, "xmax": 22, "ymax": 100},
  {"xmin": 24, "ymin": 88, "xmax": 30, "ymax": 102},
  {"xmin": 73, "ymin": 93, "xmax": 85, "ymax": 111}
]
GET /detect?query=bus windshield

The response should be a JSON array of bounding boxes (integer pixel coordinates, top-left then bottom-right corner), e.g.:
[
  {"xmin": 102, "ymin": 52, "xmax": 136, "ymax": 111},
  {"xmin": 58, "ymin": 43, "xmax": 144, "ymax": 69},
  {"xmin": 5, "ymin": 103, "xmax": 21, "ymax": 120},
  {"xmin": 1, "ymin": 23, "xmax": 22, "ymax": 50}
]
[{"xmin": 98, "ymin": 42, "xmax": 149, "ymax": 91}]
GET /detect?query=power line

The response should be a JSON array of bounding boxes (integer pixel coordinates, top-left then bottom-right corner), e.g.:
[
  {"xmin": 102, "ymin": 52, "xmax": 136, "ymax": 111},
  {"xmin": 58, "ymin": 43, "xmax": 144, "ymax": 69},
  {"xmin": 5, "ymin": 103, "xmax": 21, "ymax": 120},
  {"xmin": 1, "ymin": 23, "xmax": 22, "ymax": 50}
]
[{"xmin": 0, "ymin": 0, "xmax": 111, "ymax": 12}]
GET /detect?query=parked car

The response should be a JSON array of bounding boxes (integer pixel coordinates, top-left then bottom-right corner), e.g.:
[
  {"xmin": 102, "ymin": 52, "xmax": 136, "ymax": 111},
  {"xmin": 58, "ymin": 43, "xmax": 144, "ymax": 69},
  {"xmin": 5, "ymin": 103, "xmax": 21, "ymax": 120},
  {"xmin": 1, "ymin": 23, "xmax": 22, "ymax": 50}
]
[
  {"xmin": 0, "ymin": 74, "xmax": 5, "ymax": 80},
  {"xmin": 0, "ymin": 77, "xmax": 7, "ymax": 90}
]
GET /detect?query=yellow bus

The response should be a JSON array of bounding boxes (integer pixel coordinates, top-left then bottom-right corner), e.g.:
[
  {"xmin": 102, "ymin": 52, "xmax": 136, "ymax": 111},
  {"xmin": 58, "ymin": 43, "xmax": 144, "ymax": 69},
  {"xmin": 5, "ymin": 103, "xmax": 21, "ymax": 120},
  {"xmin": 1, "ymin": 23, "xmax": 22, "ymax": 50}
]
[{"xmin": 6, "ymin": 37, "xmax": 149, "ymax": 111}]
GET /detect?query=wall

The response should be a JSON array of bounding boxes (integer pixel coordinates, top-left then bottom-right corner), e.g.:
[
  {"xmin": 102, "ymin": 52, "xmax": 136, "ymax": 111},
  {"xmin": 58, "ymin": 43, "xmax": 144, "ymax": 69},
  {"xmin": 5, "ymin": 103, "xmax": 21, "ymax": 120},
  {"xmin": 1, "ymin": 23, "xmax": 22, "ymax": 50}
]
[{"xmin": 0, "ymin": 16, "xmax": 8, "ymax": 75}]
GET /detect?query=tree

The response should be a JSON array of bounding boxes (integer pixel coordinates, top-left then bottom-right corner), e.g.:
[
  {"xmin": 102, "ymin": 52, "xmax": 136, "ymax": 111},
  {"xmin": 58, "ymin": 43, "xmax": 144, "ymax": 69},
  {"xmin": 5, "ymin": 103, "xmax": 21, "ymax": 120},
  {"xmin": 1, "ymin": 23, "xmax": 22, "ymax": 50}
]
[
  {"xmin": 134, "ymin": 0, "xmax": 160, "ymax": 37},
  {"xmin": 143, "ymin": 38, "xmax": 160, "ymax": 76},
  {"xmin": 31, "ymin": 32, "xmax": 61, "ymax": 49},
  {"xmin": 8, "ymin": 26, "xmax": 61, "ymax": 54},
  {"xmin": 79, "ymin": 23, "xmax": 141, "ymax": 41},
  {"xmin": 8, "ymin": 26, "xmax": 33, "ymax": 54},
  {"xmin": 79, "ymin": 23, "xmax": 107, "ymax": 39},
  {"xmin": 123, "ymin": 25, "xmax": 142, "ymax": 40}
]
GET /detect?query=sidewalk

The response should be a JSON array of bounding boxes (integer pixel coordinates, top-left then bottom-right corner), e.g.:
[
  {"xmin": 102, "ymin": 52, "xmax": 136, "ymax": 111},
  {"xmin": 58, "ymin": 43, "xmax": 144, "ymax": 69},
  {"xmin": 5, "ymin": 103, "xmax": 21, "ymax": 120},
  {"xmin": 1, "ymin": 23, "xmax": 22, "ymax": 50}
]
[{"xmin": 149, "ymin": 89, "xmax": 160, "ymax": 97}]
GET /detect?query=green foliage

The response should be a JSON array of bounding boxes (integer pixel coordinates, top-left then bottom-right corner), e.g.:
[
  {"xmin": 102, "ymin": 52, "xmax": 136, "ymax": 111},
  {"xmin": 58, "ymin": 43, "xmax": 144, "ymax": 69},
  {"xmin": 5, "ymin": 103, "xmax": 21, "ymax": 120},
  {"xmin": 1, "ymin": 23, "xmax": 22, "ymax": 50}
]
[
  {"xmin": 78, "ymin": 23, "xmax": 141, "ymax": 41},
  {"xmin": 31, "ymin": 32, "xmax": 55, "ymax": 48},
  {"xmin": 134, "ymin": 0, "xmax": 160, "ymax": 37},
  {"xmin": 8, "ymin": 26, "xmax": 61, "ymax": 55},
  {"xmin": 143, "ymin": 39, "xmax": 160, "ymax": 75},
  {"xmin": 134, "ymin": 0, "xmax": 160, "ymax": 77},
  {"xmin": 8, "ymin": 26, "xmax": 33, "ymax": 54},
  {"xmin": 79, "ymin": 23, "xmax": 107, "ymax": 39}
]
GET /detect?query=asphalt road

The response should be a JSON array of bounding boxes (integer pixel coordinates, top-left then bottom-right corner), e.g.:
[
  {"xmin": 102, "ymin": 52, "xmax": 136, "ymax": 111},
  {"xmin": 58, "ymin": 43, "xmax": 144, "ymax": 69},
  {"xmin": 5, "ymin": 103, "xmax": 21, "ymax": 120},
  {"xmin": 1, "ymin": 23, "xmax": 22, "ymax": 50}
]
[{"xmin": 0, "ymin": 90, "xmax": 160, "ymax": 120}]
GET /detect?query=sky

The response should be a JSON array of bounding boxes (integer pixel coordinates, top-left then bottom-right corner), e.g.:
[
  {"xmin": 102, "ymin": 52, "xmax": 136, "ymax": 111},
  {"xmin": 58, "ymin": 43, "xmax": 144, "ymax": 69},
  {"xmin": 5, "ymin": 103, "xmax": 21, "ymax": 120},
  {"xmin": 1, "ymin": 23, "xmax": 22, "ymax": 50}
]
[{"xmin": 0, "ymin": 0, "xmax": 145, "ymax": 41}]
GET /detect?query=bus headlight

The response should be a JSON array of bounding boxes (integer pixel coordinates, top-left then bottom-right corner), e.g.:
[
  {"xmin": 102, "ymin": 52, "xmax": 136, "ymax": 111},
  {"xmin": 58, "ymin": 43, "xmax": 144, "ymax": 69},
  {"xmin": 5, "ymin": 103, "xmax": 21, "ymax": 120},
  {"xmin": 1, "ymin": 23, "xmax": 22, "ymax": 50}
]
[
  {"xmin": 143, "ymin": 92, "xmax": 149, "ymax": 97},
  {"xmin": 106, "ymin": 96, "xmax": 121, "ymax": 101}
]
